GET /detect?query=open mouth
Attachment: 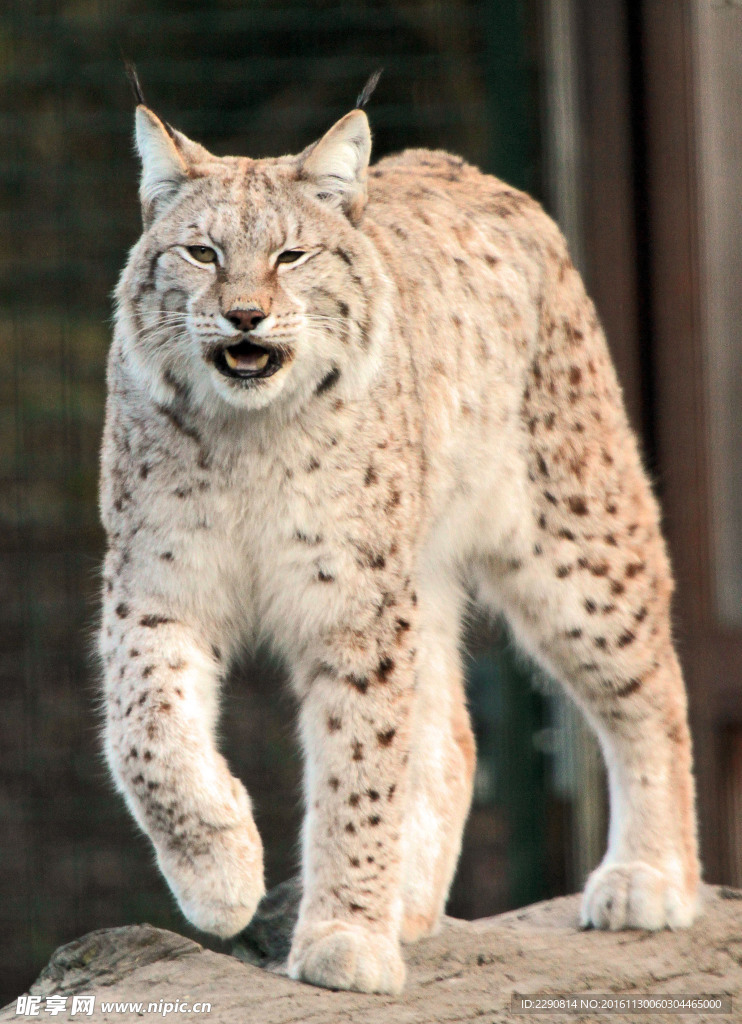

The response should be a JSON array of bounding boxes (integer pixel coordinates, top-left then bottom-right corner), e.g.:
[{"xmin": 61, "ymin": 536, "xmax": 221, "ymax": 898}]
[{"xmin": 213, "ymin": 339, "xmax": 284, "ymax": 381}]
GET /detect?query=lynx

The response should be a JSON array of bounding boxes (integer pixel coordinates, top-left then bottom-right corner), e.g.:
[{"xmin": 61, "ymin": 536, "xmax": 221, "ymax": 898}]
[{"xmin": 99, "ymin": 77, "xmax": 700, "ymax": 995}]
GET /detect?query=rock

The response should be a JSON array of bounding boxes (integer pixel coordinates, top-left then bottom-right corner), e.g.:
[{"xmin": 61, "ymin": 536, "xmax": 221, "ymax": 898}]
[
  {"xmin": 231, "ymin": 875, "xmax": 301, "ymax": 969},
  {"xmin": 3, "ymin": 884, "xmax": 741, "ymax": 1023}
]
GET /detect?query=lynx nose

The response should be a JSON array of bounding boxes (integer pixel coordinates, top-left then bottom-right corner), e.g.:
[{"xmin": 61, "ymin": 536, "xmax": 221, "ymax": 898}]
[{"xmin": 226, "ymin": 307, "xmax": 266, "ymax": 332}]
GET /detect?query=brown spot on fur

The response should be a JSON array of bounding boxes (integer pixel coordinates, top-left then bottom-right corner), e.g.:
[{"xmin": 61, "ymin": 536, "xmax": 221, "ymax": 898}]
[
  {"xmin": 327, "ymin": 715, "xmax": 342, "ymax": 733},
  {"xmin": 594, "ymin": 637, "xmax": 608, "ymax": 650},
  {"xmin": 352, "ymin": 740, "xmax": 364, "ymax": 761},
  {"xmin": 605, "ymin": 534, "xmax": 617, "ymax": 547},
  {"xmin": 625, "ymin": 561, "xmax": 646, "ymax": 579},
  {"xmin": 667, "ymin": 723, "xmax": 683, "ymax": 744},
  {"xmin": 349, "ymin": 856, "xmax": 361, "ymax": 867},
  {"xmin": 377, "ymin": 728, "xmax": 396, "ymax": 747},
  {"xmin": 544, "ymin": 491, "xmax": 558, "ymax": 505},
  {"xmin": 116, "ymin": 603, "xmax": 129, "ymax": 619},
  {"xmin": 569, "ymin": 366, "xmax": 582, "ymax": 386},
  {"xmin": 585, "ymin": 599, "xmax": 597, "ymax": 614},
  {"xmin": 635, "ymin": 606, "xmax": 648, "ymax": 623},
  {"xmin": 349, "ymin": 793, "xmax": 360, "ymax": 807},
  {"xmin": 364, "ymin": 465, "xmax": 378, "ymax": 486},
  {"xmin": 368, "ymin": 815, "xmax": 381, "ymax": 827},
  {"xmin": 328, "ymin": 776, "xmax": 340, "ymax": 791},
  {"xmin": 533, "ymin": 544, "xmax": 543, "ymax": 556},
  {"xmin": 568, "ymin": 496, "xmax": 589, "ymax": 516},
  {"xmin": 160, "ymin": 551, "xmax": 174, "ymax": 561},
  {"xmin": 345, "ymin": 822, "xmax": 356, "ymax": 834},
  {"xmin": 129, "ymin": 648, "xmax": 140, "ymax": 657},
  {"xmin": 556, "ymin": 565, "xmax": 572, "ymax": 578},
  {"xmin": 558, "ymin": 529, "xmax": 575, "ymax": 541},
  {"xmin": 616, "ymin": 630, "xmax": 636, "ymax": 648},
  {"xmin": 387, "ymin": 784, "xmax": 396, "ymax": 801},
  {"xmin": 610, "ymin": 580, "xmax": 626, "ymax": 596},
  {"xmin": 348, "ymin": 674, "xmax": 369, "ymax": 694},
  {"xmin": 317, "ymin": 570, "xmax": 335, "ymax": 583},
  {"xmin": 140, "ymin": 614, "xmax": 173, "ymax": 628},
  {"xmin": 590, "ymin": 562, "xmax": 609, "ymax": 577},
  {"xmin": 368, "ymin": 789, "xmax": 380, "ymax": 801},
  {"xmin": 306, "ymin": 456, "xmax": 321, "ymax": 473},
  {"xmin": 377, "ymin": 657, "xmax": 394, "ymax": 682},
  {"xmin": 565, "ymin": 628, "xmax": 582, "ymax": 639},
  {"xmin": 616, "ymin": 678, "xmax": 642, "ymax": 697},
  {"xmin": 142, "ymin": 664, "xmax": 155, "ymax": 678},
  {"xmin": 538, "ymin": 514, "xmax": 547, "ymax": 530}
]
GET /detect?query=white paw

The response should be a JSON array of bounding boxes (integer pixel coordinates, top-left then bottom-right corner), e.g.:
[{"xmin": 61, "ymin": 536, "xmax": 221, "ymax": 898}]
[
  {"xmin": 288, "ymin": 920, "xmax": 406, "ymax": 994},
  {"xmin": 581, "ymin": 860, "xmax": 698, "ymax": 931},
  {"xmin": 159, "ymin": 820, "xmax": 265, "ymax": 938}
]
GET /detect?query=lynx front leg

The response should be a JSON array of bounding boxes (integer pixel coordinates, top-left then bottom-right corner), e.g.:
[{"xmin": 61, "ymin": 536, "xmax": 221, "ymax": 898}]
[
  {"xmin": 101, "ymin": 594, "xmax": 264, "ymax": 937},
  {"xmin": 288, "ymin": 647, "xmax": 417, "ymax": 995},
  {"xmin": 400, "ymin": 589, "xmax": 475, "ymax": 942}
]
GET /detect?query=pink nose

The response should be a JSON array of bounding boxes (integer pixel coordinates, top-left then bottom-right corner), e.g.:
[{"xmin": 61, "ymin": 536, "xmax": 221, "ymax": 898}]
[{"xmin": 226, "ymin": 307, "xmax": 265, "ymax": 332}]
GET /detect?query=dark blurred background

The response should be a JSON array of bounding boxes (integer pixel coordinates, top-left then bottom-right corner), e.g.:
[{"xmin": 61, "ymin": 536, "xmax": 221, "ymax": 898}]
[{"xmin": 2, "ymin": 0, "xmax": 741, "ymax": 1004}]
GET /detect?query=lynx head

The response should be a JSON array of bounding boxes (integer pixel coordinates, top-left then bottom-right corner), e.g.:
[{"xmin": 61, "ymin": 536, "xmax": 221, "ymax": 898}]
[{"xmin": 115, "ymin": 97, "xmax": 392, "ymax": 416}]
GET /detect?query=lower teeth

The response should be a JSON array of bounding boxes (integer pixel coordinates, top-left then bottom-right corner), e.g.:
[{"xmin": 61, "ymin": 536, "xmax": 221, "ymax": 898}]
[{"xmin": 223, "ymin": 349, "xmax": 270, "ymax": 372}]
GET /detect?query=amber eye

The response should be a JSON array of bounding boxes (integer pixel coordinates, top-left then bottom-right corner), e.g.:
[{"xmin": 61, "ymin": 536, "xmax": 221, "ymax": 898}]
[
  {"xmin": 276, "ymin": 249, "xmax": 306, "ymax": 265},
  {"xmin": 186, "ymin": 245, "xmax": 217, "ymax": 264}
]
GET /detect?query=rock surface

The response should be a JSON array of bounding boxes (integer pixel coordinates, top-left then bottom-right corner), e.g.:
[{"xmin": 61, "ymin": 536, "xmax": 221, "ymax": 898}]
[{"xmin": 3, "ymin": 883, "xmax": 741, "ymax": 1023}]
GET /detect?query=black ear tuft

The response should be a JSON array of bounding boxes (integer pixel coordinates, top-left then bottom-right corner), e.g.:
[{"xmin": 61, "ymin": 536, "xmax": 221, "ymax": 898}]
[
  {"xmin": 123, "ymin": 59, "xmax": 146, "ymax": 107},
  {"xmin": 356, "ymin": 69, "xmax": 383, "ymax": 110}
]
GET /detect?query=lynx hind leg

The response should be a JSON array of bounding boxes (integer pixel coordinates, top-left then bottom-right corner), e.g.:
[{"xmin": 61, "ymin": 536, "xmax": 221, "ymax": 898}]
[
  {"xmin": 478, "ymin": 471, "xmax": 699, "ymax": 931},
  {"xmin": 400, "ymin": 608, "xmax": 475, "ymax": 942},
  {"xmin": 579, "ymin": 648, "xmax": 699, "ymax": 931}
]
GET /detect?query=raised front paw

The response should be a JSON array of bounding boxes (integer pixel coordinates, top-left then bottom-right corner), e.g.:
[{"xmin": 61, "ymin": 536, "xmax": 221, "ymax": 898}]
[
  {"xmin": 581, "ymin": 860, "xmax": 698, "ymax": 931},
  {"xmin": 159, "ymin": 818, "xmax": 265, "ymax": 938},
  {"xmin": 288, "ymin": 920, "xmax": 406, "ymax": 994}
]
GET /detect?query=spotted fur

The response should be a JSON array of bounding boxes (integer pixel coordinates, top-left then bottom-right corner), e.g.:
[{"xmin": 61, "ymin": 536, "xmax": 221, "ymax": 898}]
[{"xmin": 99, "ymin": 101, "xmax": 699, "ymax": 996}]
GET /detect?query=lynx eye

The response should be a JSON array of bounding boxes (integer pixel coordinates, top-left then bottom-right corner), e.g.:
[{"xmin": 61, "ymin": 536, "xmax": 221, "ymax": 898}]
[
  {"xmin": 275, "ymin": 249, "xmax": 306, "ymax": 265},
  {"xmin": 186, "ymin": 245, "xmax": 217, "ymax": 264}
]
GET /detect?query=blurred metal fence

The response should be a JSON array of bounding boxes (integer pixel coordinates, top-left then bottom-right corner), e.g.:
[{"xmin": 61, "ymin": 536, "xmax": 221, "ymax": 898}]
[{"xmin": 0, "ymin": 0, "xmax": 562, "ymax": 1003}]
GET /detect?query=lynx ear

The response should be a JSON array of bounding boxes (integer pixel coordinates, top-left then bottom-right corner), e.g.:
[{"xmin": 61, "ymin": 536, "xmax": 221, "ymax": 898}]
[
  {"xmin": 299, "ymin": 110, "xmax": 372, "ymax": 224},
  {"xmin": 135, "ymin": 106, "xmax": 188, "ymax": 222},
  {"xmin": 135, "ymin": 107, "xmax": 213, "ymax": 225}
]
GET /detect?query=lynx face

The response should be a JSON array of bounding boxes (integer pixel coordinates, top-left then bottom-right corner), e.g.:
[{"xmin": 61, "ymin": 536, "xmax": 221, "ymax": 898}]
[{"xmin": 116, "ymin": 111, "xmax": 391, "ymax": 415}]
